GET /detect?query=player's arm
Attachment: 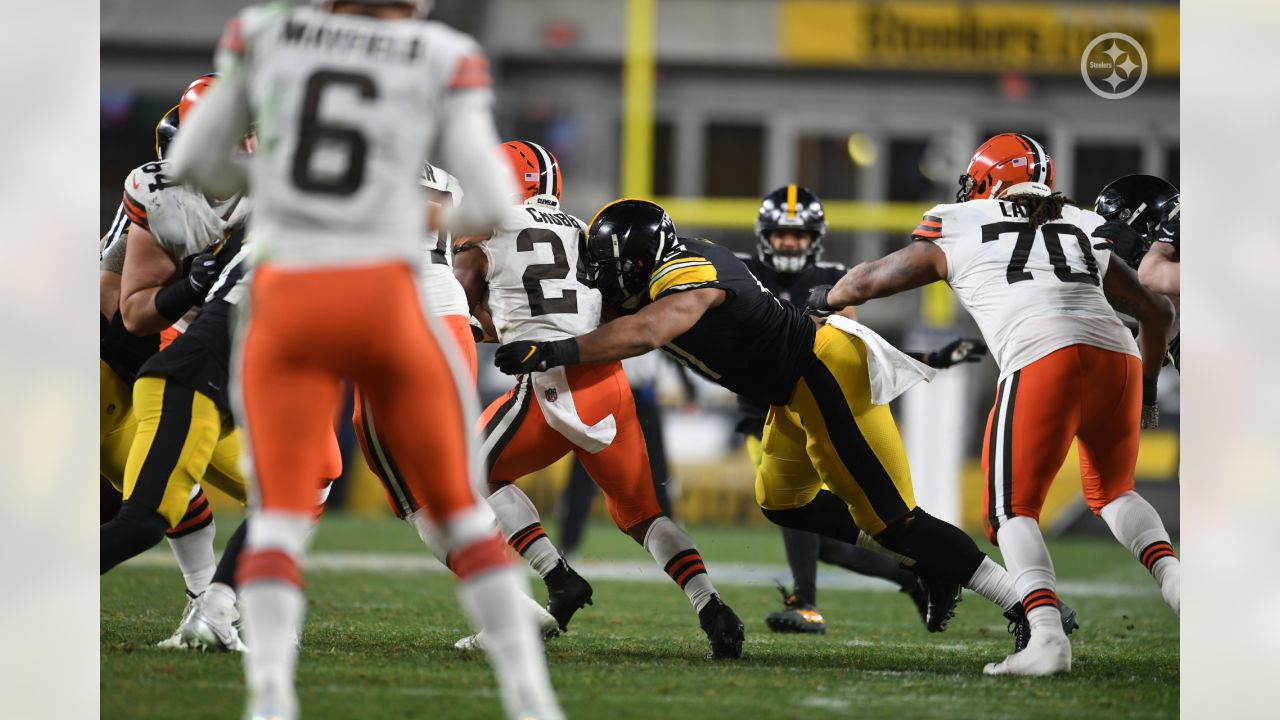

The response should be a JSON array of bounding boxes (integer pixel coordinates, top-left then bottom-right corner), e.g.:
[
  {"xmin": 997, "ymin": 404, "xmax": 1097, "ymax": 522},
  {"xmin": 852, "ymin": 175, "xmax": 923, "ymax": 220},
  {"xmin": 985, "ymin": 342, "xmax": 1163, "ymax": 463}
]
[
  {"xmin": 494, "ymin": 288, "xmax": 726, "ymax": 374},
  {"xmin": 1102, "ymin": 257, "xmax": 1176, "ymax": 420},
  {"xmin": 1137, "ymin": 241, "xmax": 1180, "ymax": 298},
  {"xmin": 168, "ymin": 21, "xmax": 253, "ymax": 197},
  {"xmin": 813, "ymin": 240, "xmax": 947, "ymax": 311}
]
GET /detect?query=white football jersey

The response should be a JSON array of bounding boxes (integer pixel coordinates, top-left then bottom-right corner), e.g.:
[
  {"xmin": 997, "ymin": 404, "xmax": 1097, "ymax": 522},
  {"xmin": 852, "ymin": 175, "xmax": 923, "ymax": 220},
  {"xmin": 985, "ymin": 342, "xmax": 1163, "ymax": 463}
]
[
  {"xmin": 480, "ymin": 198, "xmax": 601, "ymax": 344},
  {"xmin": 921, "ymin": 198, "xmax": 1138, "ymax": 379},
  {"xmin": 122, "ymin": 160, "xmax": 249, "ymax": 264},
  {"xmin": 213, "ymin": 4, "xmax": 498, "ymax": 268}
]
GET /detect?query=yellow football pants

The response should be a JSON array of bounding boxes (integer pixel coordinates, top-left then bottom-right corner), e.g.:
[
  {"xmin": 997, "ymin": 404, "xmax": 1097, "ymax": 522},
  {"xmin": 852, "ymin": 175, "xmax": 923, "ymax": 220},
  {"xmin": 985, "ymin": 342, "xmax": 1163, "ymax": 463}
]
[
  {"xmin": 121, "ymin": 375, "xmax": 248, "ymax": 527},
  {"xmin": 754, "ymin": 324, "xmax": 917, "ymax": 536}
]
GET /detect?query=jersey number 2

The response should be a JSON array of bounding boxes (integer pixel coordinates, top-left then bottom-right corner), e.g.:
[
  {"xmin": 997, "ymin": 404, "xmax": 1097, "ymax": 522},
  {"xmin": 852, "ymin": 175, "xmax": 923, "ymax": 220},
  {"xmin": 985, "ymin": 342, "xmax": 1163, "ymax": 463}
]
[
  {"xmin": 291, "ymin": 70, "xmax": 376, "ymax": 196},
  {"xmin": 981, "ymin": 221, "xmax": 1100, "ymax": 286},
  {"xmin": 517, "ymin": 228, "xmax": 578, "ymax": 316}
]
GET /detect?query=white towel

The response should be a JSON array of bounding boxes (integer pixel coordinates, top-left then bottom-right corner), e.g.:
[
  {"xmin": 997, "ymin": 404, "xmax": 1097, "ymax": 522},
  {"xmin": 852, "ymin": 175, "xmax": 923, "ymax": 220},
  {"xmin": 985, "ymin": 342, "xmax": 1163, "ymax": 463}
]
[
  {"xmin": 530, "ymin": 367, "xmax": 617, "ymax": 453},
  {"xmin": 824, "ymin": 315, "xmax": 937, "ymax": 405}
]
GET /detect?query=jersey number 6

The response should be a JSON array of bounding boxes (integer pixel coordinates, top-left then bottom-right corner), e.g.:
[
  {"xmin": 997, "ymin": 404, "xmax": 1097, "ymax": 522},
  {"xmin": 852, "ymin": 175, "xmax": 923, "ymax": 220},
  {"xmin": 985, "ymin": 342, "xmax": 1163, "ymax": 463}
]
[
  {"xmin": 981, "ymin": 221, "xmax": 1100, "ymax": 286},
  {"xmin": 517, "ymin": 228, "xmax": 578, "ymax": 316},
  {"xmin": 291, "ymin": 70, "xmax": 376, "ymax": 196}
]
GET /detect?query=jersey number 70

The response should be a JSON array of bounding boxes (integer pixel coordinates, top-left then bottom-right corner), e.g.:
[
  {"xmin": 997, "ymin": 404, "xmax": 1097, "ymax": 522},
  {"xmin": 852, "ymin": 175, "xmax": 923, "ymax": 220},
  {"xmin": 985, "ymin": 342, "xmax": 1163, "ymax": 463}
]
[{"xmin": 981, "ymin": 221, "xmax": 1100, "ymax": 286}]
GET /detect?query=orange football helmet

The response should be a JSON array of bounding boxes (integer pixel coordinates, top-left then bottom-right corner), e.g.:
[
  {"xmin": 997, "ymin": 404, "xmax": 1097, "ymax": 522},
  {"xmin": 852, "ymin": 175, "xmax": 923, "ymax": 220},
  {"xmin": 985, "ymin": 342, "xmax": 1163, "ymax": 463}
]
[
  {"xmin": 957, "ymin": 133, "xmax": 1054, "ymax": 203},
  {"xmin": 500, "ymin": 140, "xmax": 562, "ymax": 202}
]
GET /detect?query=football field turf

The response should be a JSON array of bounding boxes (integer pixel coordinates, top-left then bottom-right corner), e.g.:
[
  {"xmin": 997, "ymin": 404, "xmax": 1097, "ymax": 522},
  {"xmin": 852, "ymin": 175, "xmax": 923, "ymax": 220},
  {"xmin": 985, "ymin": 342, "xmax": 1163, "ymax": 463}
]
[{"xmin": 101, "ymin": 515, "xmax": 1178, "ymax": 719}]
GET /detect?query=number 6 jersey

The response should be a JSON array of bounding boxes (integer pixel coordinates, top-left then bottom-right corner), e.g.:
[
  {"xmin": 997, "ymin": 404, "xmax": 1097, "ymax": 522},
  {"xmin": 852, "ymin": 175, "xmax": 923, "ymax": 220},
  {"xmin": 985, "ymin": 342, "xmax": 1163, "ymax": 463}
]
[
  {"xmin": 480, "ymin": 198, "xmax": 602, "ymax": 344},
  {"xmin": 918, "ymin": 198, "xmax": 1138, "ymax": 380}
]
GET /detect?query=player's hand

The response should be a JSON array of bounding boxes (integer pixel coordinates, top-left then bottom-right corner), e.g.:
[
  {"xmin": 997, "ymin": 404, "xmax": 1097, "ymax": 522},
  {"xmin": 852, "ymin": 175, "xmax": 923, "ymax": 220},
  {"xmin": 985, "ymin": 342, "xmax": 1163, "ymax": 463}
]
[
  {"xmin": 927, "ymin": 338, "xmax": 988, "ymax": 369},
  {"xmin": 1141, "ymin": 375, "xmax": 1159, "ymax": 429},
  {"xmin": 186, "ymin": 248, "xmax": 223, "ymax": 294},
  {"xmin": 494, "ymin": 338, "xmax": 580, "ymax": 375},
  {"xmin": 1091, "ymin": 221, "xmax": 1145, "ymax": 268},
  {"xmin": 805, "ymin": 284, "xmax": 836, "ymax": 317}
]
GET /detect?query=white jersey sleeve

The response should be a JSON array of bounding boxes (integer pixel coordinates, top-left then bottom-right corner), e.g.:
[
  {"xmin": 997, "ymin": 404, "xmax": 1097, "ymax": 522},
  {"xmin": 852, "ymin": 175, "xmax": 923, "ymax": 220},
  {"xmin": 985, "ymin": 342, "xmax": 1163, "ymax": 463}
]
[
  {"xmin": 480, "ymin": 200, "xmax": 601, "ymax": 344},
  {"xmin": 121, "ymin": 160, "xmax": 250, "ymax": 264},
  {"xmin": 921, "ymin": 199, "xmax": 1137, "ymax": 378}
]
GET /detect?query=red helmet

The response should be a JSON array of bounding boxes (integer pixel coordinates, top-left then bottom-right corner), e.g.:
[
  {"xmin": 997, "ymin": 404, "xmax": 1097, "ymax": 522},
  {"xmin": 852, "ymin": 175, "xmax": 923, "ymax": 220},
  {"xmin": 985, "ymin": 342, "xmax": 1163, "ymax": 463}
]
[
  {"xmin": 500, "ymin": 140, "xmax": 562, "ymax": 202},
  {"xmin": 179, "ymin": 74, "xmax": 217, "ymax": 124},
  {"xmin": 957, "ymin": 133, "xmax": 1054, "ymax": 203}
]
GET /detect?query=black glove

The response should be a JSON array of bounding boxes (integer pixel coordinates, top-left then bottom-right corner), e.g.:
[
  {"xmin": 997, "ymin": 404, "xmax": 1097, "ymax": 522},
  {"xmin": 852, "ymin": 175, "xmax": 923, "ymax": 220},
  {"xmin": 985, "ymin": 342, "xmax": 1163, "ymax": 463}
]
[
  {"xmin": 1141, "ymin": 375, "xmax": 1159, "ymax": 429},
  {"xmin": 154, "ymin": 247, "xmax": 223, "ymax": 322},
  {"xmin": 494, "ymin": 338, "xmax": 580, "ymax": 375},
  {"xmin": 805, "ymin": 284, "xmax": 836, "ymax": 317},
  {"xmin": 1091, "ymin": 221, "xmax": 1146, "ymax": 268},
  {"xmin": 916, "ymin": 338, "xmax": 988, "ymax": 369}
]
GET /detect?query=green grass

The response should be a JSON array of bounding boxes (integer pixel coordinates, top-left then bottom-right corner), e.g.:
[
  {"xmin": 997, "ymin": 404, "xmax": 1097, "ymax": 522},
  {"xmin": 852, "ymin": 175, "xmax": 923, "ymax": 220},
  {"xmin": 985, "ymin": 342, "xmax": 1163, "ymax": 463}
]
[{"xmin": 101, "ymin": 516, "xmax": 1178, "ymax": 719}]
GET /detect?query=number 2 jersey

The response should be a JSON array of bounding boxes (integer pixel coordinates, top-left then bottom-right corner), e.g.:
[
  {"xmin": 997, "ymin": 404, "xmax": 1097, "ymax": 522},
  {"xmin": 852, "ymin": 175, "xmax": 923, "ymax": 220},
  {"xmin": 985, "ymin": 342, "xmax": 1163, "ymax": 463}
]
[
  {"xmin": 918, "ymin": 198, "xmax": 1138, "ymax": 380},
  {"xmin": 479, "ymin": 198, "xmax": 601, "ymax": 344}
]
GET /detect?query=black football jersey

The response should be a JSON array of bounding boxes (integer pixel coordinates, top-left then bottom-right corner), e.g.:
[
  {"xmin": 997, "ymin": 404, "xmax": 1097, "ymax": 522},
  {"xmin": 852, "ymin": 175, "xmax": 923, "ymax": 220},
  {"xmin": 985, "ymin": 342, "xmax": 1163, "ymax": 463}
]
[
  {"xmin": 733, "ymin": 256, "xmax": 847, "ymax": 435},
  {"xmin": 645, "ymin": 238, "xmax": 817, "ymax": 407}
]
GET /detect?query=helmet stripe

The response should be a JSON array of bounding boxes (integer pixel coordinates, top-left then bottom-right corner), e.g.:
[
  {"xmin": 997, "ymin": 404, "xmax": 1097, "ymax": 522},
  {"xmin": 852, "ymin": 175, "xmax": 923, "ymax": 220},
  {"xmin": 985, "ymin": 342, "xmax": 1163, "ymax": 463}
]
[{"xmin": 786, "ymin": 184, "xmax": 798, "ymax": 219}]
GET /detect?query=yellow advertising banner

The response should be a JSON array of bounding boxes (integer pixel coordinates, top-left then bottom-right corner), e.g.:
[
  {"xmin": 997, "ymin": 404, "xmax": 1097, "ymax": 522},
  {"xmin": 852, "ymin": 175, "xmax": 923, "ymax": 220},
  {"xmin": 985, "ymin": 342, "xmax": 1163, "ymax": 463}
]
[{"xmin": 779, "ymin": 1, "xmax": 1179, "ymax": 75}]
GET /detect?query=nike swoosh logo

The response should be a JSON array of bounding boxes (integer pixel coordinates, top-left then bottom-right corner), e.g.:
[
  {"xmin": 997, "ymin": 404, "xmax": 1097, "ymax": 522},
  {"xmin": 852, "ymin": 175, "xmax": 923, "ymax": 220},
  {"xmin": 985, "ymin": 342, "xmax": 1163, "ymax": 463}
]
[{"xmin": 521, "ymin": 346, "xmax": 538, "ymax": 363}]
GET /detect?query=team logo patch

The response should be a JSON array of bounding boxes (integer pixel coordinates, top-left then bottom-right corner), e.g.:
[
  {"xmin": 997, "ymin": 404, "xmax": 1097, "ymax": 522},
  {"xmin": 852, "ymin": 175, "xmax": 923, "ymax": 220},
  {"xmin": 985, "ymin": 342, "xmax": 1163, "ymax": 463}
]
[{"xmin": 544, "ymin": 387, "xmax": 558, "ymax": 403}]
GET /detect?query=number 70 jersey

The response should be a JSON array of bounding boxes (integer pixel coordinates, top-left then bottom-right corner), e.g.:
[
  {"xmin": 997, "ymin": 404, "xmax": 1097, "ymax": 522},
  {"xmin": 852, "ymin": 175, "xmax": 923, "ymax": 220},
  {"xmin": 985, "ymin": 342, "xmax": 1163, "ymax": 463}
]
[
  {"xmin": 919, "ymin": 198, "xmax": 1138, "ymax": 380},
  {"xmin": 480, "ymin": 200, "xmax": 602, "ymax": 344}
]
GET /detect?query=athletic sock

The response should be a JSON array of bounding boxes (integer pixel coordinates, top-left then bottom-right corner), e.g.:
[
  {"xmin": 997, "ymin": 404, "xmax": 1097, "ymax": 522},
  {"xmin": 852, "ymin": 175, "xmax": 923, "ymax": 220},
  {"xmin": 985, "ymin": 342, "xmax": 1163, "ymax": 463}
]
[
  {"xmin": 995, "ymin": 516, "xmax": 1064, "ymax": 638},
  {"xmin": 488, "ymin": 484, "xmax": 561, "ymax": 577},
  {"xmin": 238, "ymin": 512, "xmax": 310, "ymax": 719},
  {"xmin": 780, "ymin": 526, "xmax": 820, "ymax": 605},
  {"xmin": 165, "ymin": 487, "xmax": 217, "ymax": 595},
  {"xmin": 642, "ymin": 516, "xmax": 718, "ymax": 613},
  {"xmin": 965, "ymin": 556, "xmax": 1020, "ymax": 612},
  {"xmin": 448, "ymin": 505, "xmax": 563, "ymax": 720},
  {"xmin": 1099, "ymin": 491, "xmax": 1180, "ymax": 616},
  {"xmin": 818, "ymin": 535, "xmax": 916, "ymax": 591},
  {"xmin": 211, "ymin": 518, "xmax": 248, "ymax": 589}
]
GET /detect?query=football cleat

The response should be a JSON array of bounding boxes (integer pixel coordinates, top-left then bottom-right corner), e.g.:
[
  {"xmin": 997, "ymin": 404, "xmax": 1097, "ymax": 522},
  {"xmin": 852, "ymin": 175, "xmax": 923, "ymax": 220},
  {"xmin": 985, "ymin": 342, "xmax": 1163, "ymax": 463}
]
[
  {"xmin": 156, "ymin": 595, "xmax": 200, "ymax": 649},
  {"xmin": 545, "ymin": 561, "xmax": 593, "ymax": 631},
  {"xmin": 920, "ymin": 576, "xmax": 963, "ymax": 632},
  {"xmin": 984, "ymin": 630, "xmax": 1072, "ymax": 677},
  {"xmin": 698, "ymin": 595, "xmax": 745, "ymax": 659},
  {"xmin": 764, "ymin": 584, "xmax": 827, "ymax": 634},
  {"xmin": 1005, "ymin": 599, "xmax": 1081, "ymax": 653}
]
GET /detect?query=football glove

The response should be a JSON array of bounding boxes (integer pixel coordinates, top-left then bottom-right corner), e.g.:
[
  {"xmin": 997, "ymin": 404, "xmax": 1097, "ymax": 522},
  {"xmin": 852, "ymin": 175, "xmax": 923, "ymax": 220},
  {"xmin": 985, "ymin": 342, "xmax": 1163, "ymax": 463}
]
[
  {"xmin": 1141, "ymin": 375, "xmax": 1159, "ymax": 429},
  {"xmin": 914, "ymin": 338, "xmax": 989, "ymax": 369},
  {"xmin": 805, "ymin": 284, "xmax": 836, "ymax": 317},
  {"xmin": 1091, "ymin": 221, "xmax": 1146, "ymax": 268},
  {"xmin": 494, "ymin": 338, "xmax": 580, "ymax": 375}
]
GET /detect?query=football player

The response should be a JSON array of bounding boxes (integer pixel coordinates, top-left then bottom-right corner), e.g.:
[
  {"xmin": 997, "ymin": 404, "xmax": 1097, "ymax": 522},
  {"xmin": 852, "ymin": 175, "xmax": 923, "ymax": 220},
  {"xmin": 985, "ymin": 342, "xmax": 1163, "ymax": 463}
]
[
  {"xmin": 450, "ymin": 141, "xmax": 743, "ymax": 659},
  {"xmin": 1092, "ymin": 175, "xmax": 1181, "ymax": 371},
  {"xmin": 169, "ymin": 2, "xmax": 562, "ymax": 719},
  {"xmin": 742, "ymin": 185, "xmax": 987, "ymax": 634},
  {"xmin": 809, "ymin": 133, "xmax": 1180, "ymax": 675},
  {"xmin": 494, "ymin": 199, "xmax": 1061, "ymax": 657}
]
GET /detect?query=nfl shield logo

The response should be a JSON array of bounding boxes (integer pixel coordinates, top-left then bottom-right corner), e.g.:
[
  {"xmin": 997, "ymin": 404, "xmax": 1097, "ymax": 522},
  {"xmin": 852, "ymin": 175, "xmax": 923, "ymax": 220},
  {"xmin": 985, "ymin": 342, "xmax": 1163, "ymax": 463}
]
[{"xmin": 545, "ymin": 387, "xmax": 558, "ymax": 403}]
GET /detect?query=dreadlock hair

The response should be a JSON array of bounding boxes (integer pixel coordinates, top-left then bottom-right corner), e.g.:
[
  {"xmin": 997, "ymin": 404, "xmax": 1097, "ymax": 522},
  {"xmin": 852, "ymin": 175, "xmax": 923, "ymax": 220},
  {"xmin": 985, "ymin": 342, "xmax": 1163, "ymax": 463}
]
[{"xmin": 1003, "ymin": 192, "xmax": 1076, "ymax": 231}]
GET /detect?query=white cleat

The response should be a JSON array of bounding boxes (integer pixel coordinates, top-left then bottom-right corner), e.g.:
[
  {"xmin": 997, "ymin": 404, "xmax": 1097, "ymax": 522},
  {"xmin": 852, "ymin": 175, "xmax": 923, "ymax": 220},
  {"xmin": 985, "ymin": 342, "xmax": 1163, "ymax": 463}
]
[
  {"xmin": 455, "ymin": 596, "xmax": 561, "ymax": 652},
  {"xmin": 984, "ymin": 631, "xmax": 1072, "ymax": 676},
  {"xmin": 156, "ymin": 596, "xmax": 200, "ymax": 649}
]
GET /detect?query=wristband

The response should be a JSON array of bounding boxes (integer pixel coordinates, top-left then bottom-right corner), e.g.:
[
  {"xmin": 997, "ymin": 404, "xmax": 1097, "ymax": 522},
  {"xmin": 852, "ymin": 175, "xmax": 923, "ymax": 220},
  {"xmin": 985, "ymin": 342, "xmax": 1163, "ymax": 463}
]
[
  {"xmin": 154, "ymin": 280, "xmax": 202, "ymax": 322},
  {"xmin": 1142, "ymin": 375, "xmax": 1158, "ymax": 407}
]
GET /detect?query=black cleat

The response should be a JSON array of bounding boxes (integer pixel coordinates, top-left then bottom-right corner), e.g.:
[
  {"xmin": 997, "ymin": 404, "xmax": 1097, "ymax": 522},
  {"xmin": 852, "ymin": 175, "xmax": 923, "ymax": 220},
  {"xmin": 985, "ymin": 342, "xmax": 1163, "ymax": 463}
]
[
  {"xmin": 902, "ymin": 579, "xmax": 929, "ymax": 630},
  {"xmin": 764, "ymin": 584, "xmax": 827, "ymax": 634},
  {"xmin": 699, "ymin": 595, "xmax": 745, "ymax": 659},
  {"xmin": 544, "ymin": 560, "xmax": 593, "ymax": 631},
  {"xmin": 920, "ymin": 576, "xmax": 962, "ymax": 633},
  {"xmin": 1005, "ymin": 599, "xmax": 1082, "ymax": 653}
]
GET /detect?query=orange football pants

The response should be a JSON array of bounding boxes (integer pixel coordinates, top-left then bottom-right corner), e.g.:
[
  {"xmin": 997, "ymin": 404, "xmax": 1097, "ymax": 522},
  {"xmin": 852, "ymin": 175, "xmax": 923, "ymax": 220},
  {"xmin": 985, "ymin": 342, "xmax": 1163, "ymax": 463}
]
[
  {"xmin": 982, "ymin": 343, "xmax": 1142, "ymax": 543},
  {"xmin": 479, "ymin": 362, "xmax": 661, "ymax": 533},
  {"xmin": 238, "ymin": 262, "xmax": 479, "ymax": 521},
  {"xmin": 353, "ymin": 312, "xmax": 477, "ymax": 517}
]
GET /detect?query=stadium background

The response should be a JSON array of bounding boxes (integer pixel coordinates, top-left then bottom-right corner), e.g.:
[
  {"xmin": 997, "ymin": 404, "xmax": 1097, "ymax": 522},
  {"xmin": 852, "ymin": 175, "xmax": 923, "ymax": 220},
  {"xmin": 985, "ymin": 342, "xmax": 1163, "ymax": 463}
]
[{"xmin": 100, "ymin": 0, "xmax": 1179, "ymax": 539}]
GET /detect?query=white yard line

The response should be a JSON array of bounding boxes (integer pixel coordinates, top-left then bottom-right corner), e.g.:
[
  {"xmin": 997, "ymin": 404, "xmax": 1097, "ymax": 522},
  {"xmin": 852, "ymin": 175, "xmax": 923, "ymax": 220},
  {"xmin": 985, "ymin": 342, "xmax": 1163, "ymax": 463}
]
[{"xmin": 129, "ymin": 551, "xmax": 1158, "ymax": 598}]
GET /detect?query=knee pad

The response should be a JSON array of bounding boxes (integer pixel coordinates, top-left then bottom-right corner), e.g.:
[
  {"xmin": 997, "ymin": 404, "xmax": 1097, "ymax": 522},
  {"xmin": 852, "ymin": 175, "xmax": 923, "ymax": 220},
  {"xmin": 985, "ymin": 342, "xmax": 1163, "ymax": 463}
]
[{"xmin": 875, "ymin": 509, "xmax": 984, "ymax": 583}]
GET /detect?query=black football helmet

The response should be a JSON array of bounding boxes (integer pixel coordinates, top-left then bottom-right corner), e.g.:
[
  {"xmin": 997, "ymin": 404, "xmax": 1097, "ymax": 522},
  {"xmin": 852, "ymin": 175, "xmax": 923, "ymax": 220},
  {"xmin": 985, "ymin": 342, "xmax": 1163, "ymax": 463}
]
[
  {"xmin": 583, "ymin": 199, "xmax": 679, "ymax": 314},
  {"xmin": 755, "ymin": 185, "xmax": 827, "ymax": 274},
  {"xmin": 1094, "ymin": 174, "xmax": 1180, "ymax": 242}
]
